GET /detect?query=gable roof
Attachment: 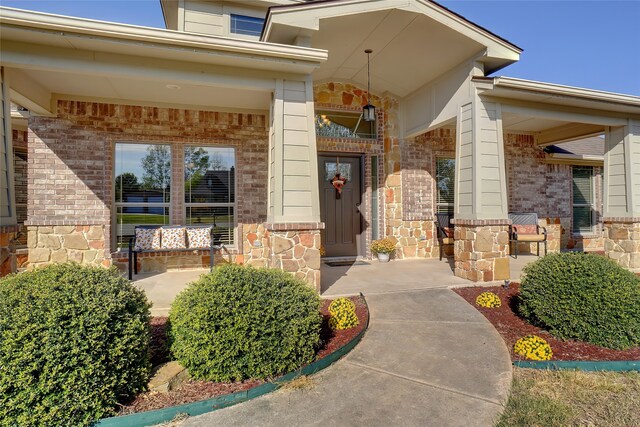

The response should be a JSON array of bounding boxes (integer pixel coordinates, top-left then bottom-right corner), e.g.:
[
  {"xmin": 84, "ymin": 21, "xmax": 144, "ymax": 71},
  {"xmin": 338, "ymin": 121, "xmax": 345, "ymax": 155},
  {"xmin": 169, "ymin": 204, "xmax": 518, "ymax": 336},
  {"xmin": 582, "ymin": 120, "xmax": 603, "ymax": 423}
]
[{"xmin": 547, "ymin": 137, "xmax": 604, "ymax": 157}]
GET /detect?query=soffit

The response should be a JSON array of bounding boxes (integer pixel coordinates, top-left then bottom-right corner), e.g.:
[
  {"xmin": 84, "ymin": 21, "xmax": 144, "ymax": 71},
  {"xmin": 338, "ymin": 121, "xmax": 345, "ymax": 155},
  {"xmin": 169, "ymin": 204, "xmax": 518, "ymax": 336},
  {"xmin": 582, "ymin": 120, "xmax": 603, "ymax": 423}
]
[
  {"xmin": 476, "ymin": 77, "xmax": 640, "ymax": 116},
  {"xmin": 0, "ymin": 7, "xmax": 327, "ymax": 74},
  {"xmin": 307, "ymin": 9, "xmax": 486, "ymax": 97},
  {"xmin": 265, "ymin": 1, "xmax": 522, "ymax": 98},
  {"xmin": 501, "ymin": 113, "xmax": 567, "ymax": 133},
  {"xmin": 19, "ymin": 68, "xmax": 271, "ymax": 111}
]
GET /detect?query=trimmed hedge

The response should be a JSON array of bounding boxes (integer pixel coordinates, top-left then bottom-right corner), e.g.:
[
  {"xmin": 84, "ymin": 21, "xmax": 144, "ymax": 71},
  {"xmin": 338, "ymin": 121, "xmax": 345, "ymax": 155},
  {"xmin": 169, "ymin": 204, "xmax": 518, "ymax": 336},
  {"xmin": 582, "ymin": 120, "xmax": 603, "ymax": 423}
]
[
  {"xmin": 0, "ymin": 263, "xmax": 151, "ymax": 427},
  {"xmin": 519, "ymin": 252, "xmax": 640, "ymax": 350},
  {"xmin": 169, "ymin": 264, "xmax": 322, "ymax": 382}
]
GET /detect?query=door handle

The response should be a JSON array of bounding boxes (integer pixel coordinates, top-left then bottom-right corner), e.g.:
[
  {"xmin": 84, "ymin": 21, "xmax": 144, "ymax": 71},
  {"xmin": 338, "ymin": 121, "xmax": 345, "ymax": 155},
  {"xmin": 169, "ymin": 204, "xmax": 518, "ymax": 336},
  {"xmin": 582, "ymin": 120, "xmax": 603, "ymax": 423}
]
[{"xmin": 355, "ymin": 202, "xmax": 361, "ymax": 213}]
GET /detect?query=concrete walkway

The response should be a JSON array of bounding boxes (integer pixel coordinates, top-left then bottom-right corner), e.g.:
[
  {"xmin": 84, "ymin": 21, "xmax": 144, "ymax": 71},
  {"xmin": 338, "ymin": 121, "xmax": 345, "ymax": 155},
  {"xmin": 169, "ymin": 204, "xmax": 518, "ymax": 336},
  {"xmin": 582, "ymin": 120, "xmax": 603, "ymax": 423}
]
[{"xmin": 182, "ymin": 259, "xmax": 513, "ymax": 427}]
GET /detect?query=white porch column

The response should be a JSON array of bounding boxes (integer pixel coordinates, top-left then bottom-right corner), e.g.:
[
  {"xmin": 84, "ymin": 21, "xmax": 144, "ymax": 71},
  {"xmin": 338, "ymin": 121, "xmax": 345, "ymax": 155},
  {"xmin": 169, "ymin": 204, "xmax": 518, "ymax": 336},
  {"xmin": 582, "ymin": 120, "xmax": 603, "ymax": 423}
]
[
  {"xmin": 1, "ymin": 67, "xmax": 19, "ymax": 276},
  {"xmin": 603, "ymin": 119, "xmax": 640, "ymax": 269},
  {"xmin": 452, "ymin": 94, "xmax": 510, "ymax": 282},
  {"xmin": 266, "ymin": 77, "xmax": 323, "ymax": 290}
]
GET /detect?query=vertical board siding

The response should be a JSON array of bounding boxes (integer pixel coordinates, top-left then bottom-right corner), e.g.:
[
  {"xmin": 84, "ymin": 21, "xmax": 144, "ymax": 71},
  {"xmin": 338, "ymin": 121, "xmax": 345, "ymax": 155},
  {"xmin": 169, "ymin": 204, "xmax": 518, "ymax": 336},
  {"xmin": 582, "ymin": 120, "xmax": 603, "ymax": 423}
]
[
  {"xmin": 477, "ymin": 99, "xmax": 506, "ymax": 214},
  {"xmin": 0, "ymin": 69, "xmax": 13, "ymax": 221},
  {"xmin": 268, "ymin": 79, "xmax": 318, "ymax": 222},
  {"xmin": 456, "ymin": 102, "xmax": 473, "ymax": 214},
  {"xmin": 605, "ymin": 126, "xmax": 628, "ymax": 213},
  {"xmin": 455, "ymin": 96, "xmax": 508, "ymax": 220},
  {"xmin": 630, "ymin": 120, "xmax": 640, "ymax": 213}
]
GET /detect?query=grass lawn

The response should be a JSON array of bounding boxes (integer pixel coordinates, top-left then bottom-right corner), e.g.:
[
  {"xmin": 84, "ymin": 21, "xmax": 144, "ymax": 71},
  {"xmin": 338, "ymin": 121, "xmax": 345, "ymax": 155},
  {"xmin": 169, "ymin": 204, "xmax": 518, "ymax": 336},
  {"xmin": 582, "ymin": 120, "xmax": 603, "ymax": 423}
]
[{"xmin": 497, "ymin": 368, "xmax": 640, "ymax": 427}]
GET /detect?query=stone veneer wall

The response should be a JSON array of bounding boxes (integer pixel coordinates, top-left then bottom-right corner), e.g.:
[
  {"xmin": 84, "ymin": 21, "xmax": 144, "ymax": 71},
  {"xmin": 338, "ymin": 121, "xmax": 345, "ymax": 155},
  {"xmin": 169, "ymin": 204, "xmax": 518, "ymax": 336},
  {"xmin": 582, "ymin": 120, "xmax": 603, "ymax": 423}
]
[
  {"xmin": 266, "ymin": 223, "xmax": 323, "ymax": 292},
  {"xmin": 27, "ymin": 225, "xmax": 107, "ymax": 268},
  {"xmin": 27, "ymin": 100, "xmax": 268, "ymax": 271},
  {"xmin": 453, "ymin": 220, "xmax": 510, "ymax": 282},
  {"xmin": 603, "ymin": 219, "xmax": 640, "ymax": 269}
]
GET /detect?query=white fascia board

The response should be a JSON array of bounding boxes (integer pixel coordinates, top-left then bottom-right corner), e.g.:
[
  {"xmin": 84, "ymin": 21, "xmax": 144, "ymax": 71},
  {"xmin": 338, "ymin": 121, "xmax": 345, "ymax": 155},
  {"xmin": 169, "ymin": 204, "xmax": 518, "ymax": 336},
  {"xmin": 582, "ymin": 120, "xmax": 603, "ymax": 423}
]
[
  {"xmin": 545, "ymin": 153, "xmax": 604, "ymax": 166},
  {"xmin": 0, "ymin": 7, "xmax": 327, "ymax": 68},
  {"xmin": 480, "ymin": 76, "xmax": 640, "ymax": 109},
  {"xmin": 263, "ymin": 0, "xmax": 521, "ymax": 61}
]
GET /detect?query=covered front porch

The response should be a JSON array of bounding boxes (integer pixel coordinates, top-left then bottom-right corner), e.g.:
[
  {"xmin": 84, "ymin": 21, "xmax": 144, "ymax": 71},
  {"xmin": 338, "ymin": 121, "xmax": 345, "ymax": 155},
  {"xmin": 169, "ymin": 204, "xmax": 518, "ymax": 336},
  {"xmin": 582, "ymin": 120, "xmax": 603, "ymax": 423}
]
[{"xmin": 136, "ymin": 255, "xmax": 538, "ymax": 315}]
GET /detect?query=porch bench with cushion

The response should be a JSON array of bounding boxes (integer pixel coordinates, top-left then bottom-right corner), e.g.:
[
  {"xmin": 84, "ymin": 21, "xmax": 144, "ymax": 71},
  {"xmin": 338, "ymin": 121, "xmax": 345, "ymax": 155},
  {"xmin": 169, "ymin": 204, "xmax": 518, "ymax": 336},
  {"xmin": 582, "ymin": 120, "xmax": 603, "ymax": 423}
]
[
  {"xmin": 435, "ymin": 212, "xmax": 454, "ymax": 261},
  {"xmin": 508, "ymin": 212, "xmax": 547, "ymax": 258},
  {"xmin": 128, "ymin": 225, "xmax": 223, "ymax": 280}
]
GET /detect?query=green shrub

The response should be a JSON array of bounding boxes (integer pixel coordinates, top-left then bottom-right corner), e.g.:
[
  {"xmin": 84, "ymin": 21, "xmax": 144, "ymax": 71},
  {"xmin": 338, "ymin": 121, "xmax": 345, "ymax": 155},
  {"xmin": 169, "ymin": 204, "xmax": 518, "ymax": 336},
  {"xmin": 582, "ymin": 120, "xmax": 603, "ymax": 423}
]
[
  {"xmin": 0, "ymin": 263, "xmax": 151, "ymax": 427},
  {"xmin": 519, "ymin": 252, "xmax": 640, "ymax": 349},
  {"xmin": 169, "ymin": 264, "xmax": 321, "ymax": 382}
]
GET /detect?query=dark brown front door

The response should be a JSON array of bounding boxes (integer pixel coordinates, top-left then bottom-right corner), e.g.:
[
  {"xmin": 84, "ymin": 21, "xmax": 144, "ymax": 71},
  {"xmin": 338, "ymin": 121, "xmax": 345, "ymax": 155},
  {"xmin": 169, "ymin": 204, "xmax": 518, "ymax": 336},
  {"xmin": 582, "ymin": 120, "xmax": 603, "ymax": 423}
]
[{"xmin": 319, "ymin": 155, "xmax": 362, "ymax": 257}]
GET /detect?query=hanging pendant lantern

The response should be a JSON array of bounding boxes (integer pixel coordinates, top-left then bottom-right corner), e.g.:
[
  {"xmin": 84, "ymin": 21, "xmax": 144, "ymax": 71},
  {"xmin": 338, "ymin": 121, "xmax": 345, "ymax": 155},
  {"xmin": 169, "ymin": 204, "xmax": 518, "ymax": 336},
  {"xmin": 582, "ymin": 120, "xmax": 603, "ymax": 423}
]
[{"xmin": 363, "ymin": 49, "xmax": 375, "ymax": 122}]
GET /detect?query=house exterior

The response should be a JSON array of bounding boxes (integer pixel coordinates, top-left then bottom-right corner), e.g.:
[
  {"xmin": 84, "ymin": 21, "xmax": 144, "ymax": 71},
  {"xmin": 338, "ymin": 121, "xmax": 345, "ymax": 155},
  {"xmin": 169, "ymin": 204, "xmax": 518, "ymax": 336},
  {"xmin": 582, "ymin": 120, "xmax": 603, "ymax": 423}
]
[{"xmin": 1, "ymin": 0, "xmax": 639, "ymax": 290}]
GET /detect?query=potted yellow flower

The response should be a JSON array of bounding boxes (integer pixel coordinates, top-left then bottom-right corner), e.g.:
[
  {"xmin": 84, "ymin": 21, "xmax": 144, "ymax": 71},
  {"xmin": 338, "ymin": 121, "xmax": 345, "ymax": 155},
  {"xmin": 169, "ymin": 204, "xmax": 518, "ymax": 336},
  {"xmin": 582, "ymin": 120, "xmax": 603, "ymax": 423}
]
[{"xmin": 370, "ymin": 238, "xmax": 396, "ymax": 263}]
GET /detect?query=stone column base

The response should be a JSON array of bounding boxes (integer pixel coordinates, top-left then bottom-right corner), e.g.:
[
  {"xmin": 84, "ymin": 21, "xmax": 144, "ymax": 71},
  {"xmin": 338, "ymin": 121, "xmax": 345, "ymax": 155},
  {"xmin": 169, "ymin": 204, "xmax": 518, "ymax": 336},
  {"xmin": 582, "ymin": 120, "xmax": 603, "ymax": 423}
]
[
  {"xmin": 26, "ymin": 225, "xmax": 108, "ymax": 269},
  {"xmin": 452, "ymin": 219, "xmax": 510, "ymax": 282},
  {"xmin": 265, "ymin": 222, "xmax": 324, "ymax": 292},
  {"xmin": 603, "ymin": 218, "xmax": 640, "ymax": 270}
]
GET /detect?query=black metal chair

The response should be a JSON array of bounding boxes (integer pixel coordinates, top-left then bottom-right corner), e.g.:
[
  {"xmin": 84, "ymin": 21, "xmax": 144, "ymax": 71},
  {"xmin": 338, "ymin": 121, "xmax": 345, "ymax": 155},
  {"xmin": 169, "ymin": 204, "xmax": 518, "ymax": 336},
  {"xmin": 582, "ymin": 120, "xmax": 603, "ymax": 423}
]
[
  {"xmin": 435, "ymin": 212, "xmax": 454, "ymax": 261},
  {"xmin": 508, "ymin": 212, "xmax": 547, "ymax": 258}
]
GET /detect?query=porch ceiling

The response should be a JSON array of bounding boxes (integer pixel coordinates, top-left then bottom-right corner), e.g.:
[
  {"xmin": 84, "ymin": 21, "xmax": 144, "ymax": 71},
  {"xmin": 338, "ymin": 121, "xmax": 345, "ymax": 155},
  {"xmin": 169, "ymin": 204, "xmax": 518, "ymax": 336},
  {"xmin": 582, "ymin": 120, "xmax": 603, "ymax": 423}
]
[
  {"xmin": 0, "ymin": 7, "xmax": 325, "ymax": 114},
  {"xmin": 17, "ymin": 68, "xmax": 272, "ymax": 112},
  {"xmin": 309, "ymin": 9, "xmax": 486, "ymax": 98}
]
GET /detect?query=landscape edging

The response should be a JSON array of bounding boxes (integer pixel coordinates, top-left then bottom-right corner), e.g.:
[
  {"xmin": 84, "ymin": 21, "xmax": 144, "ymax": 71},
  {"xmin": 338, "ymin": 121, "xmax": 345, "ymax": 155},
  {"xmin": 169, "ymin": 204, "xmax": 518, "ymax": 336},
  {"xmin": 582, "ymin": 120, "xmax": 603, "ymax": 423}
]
[
  {"xmin": 514, "ymin": 360, "xmax": 640, "ymax": 372},
  {"xmin": 95, "ymin": 293, "xmax": 369, "ymax": 427}
]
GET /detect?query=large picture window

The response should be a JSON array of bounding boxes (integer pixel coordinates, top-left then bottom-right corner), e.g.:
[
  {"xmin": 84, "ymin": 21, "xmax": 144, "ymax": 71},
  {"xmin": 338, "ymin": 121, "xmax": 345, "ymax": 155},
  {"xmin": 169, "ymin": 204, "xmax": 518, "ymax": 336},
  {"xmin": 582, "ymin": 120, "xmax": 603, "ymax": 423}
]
[
  {"xmin": 114, "ymin": 143, "xmax": 171, "ymax": 249},
  {"xmin": 436, "ymin": 158, "xmax": 455, "ymax": 214},
  {"xmin": 184, "ymin": 146, "xmax": 235, "ymax": 245},
  {"xmin": 572, "ymin": 166, "xmax": 595, "ymax": 234}
]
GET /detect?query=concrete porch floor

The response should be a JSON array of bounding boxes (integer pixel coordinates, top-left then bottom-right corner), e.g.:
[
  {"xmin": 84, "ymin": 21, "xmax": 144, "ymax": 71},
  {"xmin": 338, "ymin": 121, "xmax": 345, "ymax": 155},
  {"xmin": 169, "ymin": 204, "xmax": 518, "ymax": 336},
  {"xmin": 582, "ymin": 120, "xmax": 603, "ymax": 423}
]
[{"xmin": 133, "ymin": 254, "xmax": 541, "ymax": 315}]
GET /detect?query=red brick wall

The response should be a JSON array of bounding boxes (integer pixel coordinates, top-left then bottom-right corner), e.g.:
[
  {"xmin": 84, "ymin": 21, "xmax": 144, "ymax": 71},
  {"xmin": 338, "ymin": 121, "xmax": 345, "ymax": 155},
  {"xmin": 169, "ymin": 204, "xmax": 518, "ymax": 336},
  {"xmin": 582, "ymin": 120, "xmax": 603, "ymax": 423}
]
[{"xmin": 27, "ymin": 100, "xmax": 268, "ymax": 264}]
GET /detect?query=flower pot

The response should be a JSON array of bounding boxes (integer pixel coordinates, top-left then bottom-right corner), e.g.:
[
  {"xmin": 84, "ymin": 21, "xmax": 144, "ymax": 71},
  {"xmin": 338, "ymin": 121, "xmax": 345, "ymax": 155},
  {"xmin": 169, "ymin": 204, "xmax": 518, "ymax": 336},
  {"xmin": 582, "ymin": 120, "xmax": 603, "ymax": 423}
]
[{"xmin": 377, "ymin": 253, "xmax": 390, "ymax": 263}]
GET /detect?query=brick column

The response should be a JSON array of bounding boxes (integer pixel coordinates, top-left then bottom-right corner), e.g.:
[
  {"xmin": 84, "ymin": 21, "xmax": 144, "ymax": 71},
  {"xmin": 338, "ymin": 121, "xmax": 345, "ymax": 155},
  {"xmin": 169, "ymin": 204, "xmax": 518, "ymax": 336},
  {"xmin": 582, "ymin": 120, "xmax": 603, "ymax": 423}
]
[
  {"xmin": 452, "ymin": 219, "xmax": 510, "ymax": 282},
  {"xmin": 265, "ymin": 222, "xmax": 324, "ymax": 292},
  {"xmin": 603, "ymin": 218, "xmax": 640, "ymax": 270}
]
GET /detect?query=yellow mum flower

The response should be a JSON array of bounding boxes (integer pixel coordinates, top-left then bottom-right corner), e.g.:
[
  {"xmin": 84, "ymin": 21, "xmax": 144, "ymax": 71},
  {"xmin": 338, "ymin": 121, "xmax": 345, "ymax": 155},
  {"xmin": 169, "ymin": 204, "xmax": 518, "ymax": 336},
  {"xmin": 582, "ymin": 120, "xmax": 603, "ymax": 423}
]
[
  {"xmin": 328, "ymin": 297, "xmax": 356, "ymax": 316},
  {"xmin": 476, "ymin": 291, "xmax": 502, "ymax": 308},
  {"xmin": 514, "ymin": 335, "xmax": 553, "ymax": 361}
]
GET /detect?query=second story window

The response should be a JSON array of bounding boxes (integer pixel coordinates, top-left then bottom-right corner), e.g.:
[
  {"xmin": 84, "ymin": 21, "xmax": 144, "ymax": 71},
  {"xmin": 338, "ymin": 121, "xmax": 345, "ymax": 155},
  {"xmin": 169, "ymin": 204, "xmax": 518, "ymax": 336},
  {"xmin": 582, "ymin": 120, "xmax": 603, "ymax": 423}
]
[{"xmin": 230, "ymin": 14, "xmax": 264, "ymax": 37}]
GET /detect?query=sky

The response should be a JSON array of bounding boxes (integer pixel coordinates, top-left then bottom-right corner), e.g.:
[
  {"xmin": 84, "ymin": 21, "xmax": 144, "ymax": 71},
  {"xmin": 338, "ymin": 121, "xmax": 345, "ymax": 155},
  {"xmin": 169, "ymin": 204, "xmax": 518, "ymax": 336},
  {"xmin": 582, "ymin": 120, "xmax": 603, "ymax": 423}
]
[{"xmin": 2, "ymin": 0, "xmax": 639, "ymax": 95}]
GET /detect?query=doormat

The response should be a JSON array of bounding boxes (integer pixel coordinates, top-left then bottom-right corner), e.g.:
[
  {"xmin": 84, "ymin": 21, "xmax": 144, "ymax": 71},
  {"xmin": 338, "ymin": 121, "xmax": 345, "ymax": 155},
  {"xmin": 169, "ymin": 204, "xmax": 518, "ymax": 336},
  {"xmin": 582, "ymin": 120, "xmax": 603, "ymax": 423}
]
[{"xmin": 324, "ymin": 261, "xmax": 370, "ymax": 267}]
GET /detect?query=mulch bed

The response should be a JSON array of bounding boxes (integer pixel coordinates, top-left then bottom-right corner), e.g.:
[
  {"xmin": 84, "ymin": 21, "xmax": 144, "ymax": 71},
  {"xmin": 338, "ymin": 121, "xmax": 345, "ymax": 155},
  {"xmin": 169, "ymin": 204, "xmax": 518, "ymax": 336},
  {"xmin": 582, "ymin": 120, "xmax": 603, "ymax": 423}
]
[
  {"xmin": 454, "ymin": 284, "xmax": 640, "ymax": 362},
  {"xmin": 118, "ymin": 295, "xmax": 368, "ymax": 415}
]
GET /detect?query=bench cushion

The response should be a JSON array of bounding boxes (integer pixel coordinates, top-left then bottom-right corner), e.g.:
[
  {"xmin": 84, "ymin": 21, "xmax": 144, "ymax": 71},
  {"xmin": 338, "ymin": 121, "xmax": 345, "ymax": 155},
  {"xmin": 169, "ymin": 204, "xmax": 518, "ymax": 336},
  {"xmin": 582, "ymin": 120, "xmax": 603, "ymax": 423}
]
[
  {"xmin": 161, "ymin": 227, "xmax": 187, "ymax": 249},
  {"xmin": 514, "ymin": 234, "xmax": 546, "ymax": 242},
  {"xmin": 187, "ymin": 227, "xmax": 211, "ymax": 249},
  {"xmin": 135, "ymin": 228, "xmax": 161, "ymax": 251},
  {"xmin": 513, "ymin": 224, "xmax": 538, "ymax": 235}
]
